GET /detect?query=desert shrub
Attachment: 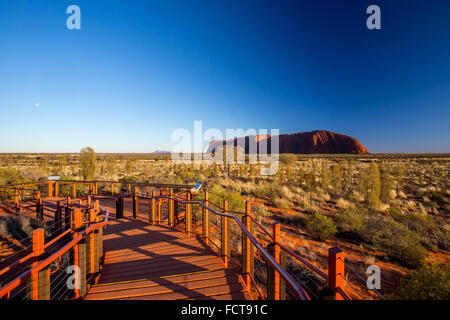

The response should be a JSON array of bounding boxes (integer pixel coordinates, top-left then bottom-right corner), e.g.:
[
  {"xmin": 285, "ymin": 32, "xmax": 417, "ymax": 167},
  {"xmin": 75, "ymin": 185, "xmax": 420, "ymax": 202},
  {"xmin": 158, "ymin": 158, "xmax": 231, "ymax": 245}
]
[
  {"xmin": 0, "ymin": 167, "xmax": 24, "ymax": 185},
  {"xmin": 21, "ymin": 167, "xmax": 48, "ymax": 182},
  {"xmin": 0, "ymin": 215, "xmax": 50, "ymax": 240},
  {"xmin": 280, "ymin": 212, "xmax": 307, "ymax": 228},
  {"xmin": 305, "ymin": 212, "xmax": 337, "ymax": 241},
  {"xmin": 396, "ymin": 263, "xmax": 450, "ymax": 300},
  {"xmin": 273, "ymin": 197, "xmax": 291, "ymax": 209},
  {"xmin": 208, "ymin": 184, "xmax": 244, "ymax": 212},
  {"xmin": 429, "ymin": 191, "xmax": 445, "ymax": 205},
  {"xmin": 251, "ymin": 182, "xmax": 272, "ymax": 198},
  {"xmin": 336, "ymin": 198, "xmax": 353, "ymax": 209},
  {"xmin": 361, "ymin": 161, "xmax": 381, "ymax": 211},
  {"xmin": 348, "ymin": 190, "xmax": 364, "ymax": 203},
  {"xmin": 387, "ymin": 206, "xmax": 403, "ymax": 220},
  {"xmin": 280, "ymin": 154, "xmax": 297, "ymax": 165},
  {"xmin": 365, "ymin": 214, "xmax": 425, "ymax": 268},
  {"xmin": 0, "ymin": 221, "xmax": 7, "ymax": 235},
  {"xmin": 388, "ymin": 207, "xmax": 444, "ymax": 251},
  {"xmin": 255, "ymin": 204, "xmax": 271, "ymax": 218},
  {"xmin": 268, "ymin": 185, "xmax": 292, "ymax": 202},
  {"xmin": 293, "ymin": 191, "xmax": 309, "ymax": 207},
  {"xmin": 335, "ymin": 209, "xmax": 365, "ymax": 241}
]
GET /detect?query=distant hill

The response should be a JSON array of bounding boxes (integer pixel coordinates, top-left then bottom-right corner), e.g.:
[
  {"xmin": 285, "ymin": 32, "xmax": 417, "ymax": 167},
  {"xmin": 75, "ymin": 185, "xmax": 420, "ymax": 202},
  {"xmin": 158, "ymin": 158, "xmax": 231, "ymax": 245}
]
[
  {"xmin": 206, "ymin": 130, "xmax": 369, "ymax": 154},
  {"xmin": 153, "ymin": 150, "xmax": 171, "ymax": 154}
]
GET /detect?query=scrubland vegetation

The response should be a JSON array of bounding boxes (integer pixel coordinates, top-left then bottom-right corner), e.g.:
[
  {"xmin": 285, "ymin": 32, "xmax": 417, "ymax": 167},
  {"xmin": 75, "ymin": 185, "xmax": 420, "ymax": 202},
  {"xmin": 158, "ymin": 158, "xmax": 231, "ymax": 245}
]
[{"xmin": 0, "ymin": 151, "xmax": 448, "ymax": 299}]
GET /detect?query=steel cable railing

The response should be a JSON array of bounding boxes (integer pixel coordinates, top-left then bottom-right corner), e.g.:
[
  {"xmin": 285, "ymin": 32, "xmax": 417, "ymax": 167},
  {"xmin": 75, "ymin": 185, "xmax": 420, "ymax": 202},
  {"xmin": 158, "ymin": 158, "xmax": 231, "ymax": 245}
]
[
  {"xmin": 0, "ymin": 202, "xmax": 109, "ymax": 300},
  {"xmin": 340, "ymin": 257, "xmax": 387, "ymax": 300}
]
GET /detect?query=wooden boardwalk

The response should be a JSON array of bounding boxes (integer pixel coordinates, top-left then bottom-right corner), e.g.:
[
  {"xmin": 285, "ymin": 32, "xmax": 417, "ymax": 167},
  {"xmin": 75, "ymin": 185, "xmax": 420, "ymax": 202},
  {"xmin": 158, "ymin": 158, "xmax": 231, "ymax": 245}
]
[{"xmin": 84, "ymin": 217, "xmax": 252, "ymax": 300}]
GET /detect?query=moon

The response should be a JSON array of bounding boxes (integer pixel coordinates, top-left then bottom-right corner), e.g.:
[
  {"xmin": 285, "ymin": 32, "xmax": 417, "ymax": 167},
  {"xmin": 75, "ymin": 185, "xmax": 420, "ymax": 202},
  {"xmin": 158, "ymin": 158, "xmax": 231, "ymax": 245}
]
[{"xmin": 35, "ymin": 102, "xmax": 39, "ymax": 107}]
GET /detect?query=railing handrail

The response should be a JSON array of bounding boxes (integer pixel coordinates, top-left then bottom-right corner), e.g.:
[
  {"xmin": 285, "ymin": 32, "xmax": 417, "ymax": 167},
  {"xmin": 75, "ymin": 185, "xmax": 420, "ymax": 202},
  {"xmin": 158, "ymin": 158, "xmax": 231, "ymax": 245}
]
[
  {"xmin": 0, "ymin": 206, "xmax": 109, "ymax": 298},
  {"xmin": 57, "ymin": 180, "xmax": 195, "ymax": 189}
]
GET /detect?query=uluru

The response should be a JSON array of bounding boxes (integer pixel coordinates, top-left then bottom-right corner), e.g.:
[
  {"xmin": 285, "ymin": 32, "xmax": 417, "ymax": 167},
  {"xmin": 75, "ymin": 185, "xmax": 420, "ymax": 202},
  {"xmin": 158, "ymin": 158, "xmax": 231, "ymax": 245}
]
[{"xmin": 207, "ymin": 130, "xmax": 369, "ymax": 154}]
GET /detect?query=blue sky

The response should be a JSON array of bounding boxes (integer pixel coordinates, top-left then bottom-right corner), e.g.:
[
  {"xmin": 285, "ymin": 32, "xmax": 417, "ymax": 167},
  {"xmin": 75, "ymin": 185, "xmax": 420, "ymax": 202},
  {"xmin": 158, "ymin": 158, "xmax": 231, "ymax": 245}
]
[{"xmin": 0, "ymin": 0, "xmax": 449, "ymax": 153}]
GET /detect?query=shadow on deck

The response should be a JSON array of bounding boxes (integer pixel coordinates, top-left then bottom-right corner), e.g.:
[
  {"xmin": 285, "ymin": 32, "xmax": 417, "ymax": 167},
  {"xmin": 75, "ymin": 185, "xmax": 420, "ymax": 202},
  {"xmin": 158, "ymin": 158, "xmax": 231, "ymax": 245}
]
[{"xmin": 84, "ymin": 217, "xmax": 252, "ymax": 300}]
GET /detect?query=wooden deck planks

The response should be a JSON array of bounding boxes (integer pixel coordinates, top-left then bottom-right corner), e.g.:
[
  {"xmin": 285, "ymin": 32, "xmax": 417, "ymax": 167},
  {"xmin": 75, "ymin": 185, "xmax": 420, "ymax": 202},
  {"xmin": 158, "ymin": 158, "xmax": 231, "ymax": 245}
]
[{"xmin": 84, "ymin": 215, "xmax": 252, "ymax": 300}]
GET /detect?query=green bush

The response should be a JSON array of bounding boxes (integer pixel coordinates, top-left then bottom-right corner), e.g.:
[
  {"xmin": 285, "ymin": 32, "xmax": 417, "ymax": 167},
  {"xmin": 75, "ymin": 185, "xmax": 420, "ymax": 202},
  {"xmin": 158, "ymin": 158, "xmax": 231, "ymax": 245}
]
[
  {"xmin": 0, "ymin": 215, "xmax": 51, "ymax": 241},
  {"xmin": 0, "ymin": 167, "xmax": 24, "ymax": 185},
  {"xmin": 208, "ymin": 184, "xmax": 244, "ymax": 212},
  {"xmin": 365, "ymin": 214, "xmax": 425, "ymax": 268},
  {"xmin": 396, "ymin": 263, "xmax": 450, "ymax": 300},
  {"xmin": 335, "ymin": 209, "xmax": 365, "ymax": 241},
  {"xmin": 305, "ymin": 212, "xmax": 337, "ymax": 241},
  {"xmin": 255, "ymin": 204, "xmax": 271, "ymax": 218},
  {"xmin": 273, "ymin": 197, "xmax": 291, "ymax": 209},
  {"xmin": 388, "ymin": 207, "xmax": 444, "ymax": 252}
]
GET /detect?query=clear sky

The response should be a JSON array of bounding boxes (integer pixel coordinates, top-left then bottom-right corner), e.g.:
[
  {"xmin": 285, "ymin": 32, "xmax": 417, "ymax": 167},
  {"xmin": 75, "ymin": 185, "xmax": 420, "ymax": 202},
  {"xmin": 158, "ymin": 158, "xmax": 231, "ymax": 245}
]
[{"xmin": 0, "ymin": 0, "xmax": 449, "ymax": 153}]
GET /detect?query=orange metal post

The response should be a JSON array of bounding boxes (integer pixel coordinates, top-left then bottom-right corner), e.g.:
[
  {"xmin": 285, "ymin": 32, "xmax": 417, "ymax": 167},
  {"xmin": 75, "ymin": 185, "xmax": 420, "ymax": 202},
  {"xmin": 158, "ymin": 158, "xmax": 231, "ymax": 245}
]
[
  {"xmin": 328, "ymin": 247, "xmax": 345, "ymax": 299},
  {"xmin": 54, "ymin": 182, "xmax": 59, "ymax": 197},
  {"xmin": 31, "ymin": 229, "xmax": 46, "ymax": 300},
  {"xmin": 273, "ymin": 223, "xmax": 281, "ymax": 300},
  {"xmin": 94, "ymin": 200, "xmax": 99, "ymax": 213},
  {"xmin": 73, "ymin": 209, "xmax": 82, "ymax": 299},
  {"xmin": 185, "ymin": 192, "xmax": 192, "ymax": 236},
  {"xmin": 74, "ymin": 208, "xmax": 82, "ymax": 228},
  {"xmin": 94, "ymin": 183, "xmax": 98, "ymax": 195},
  {"xmin": 267, "ymin": 223, "xmax": 282, "ymax": 300},
  {"xmin": 111, "ymin": 183, "xmax": 114, "ymax": 195},
  {"xmin": 14, "ymin": 189, "xmax": 19, "ymax": 211},
  {"xmin": 242, "ymin": 201, "xmax": 252, "ymax": 289},
  {"xmin": 128, "ymin": 184, "xmax": 131, "ymax": 194},
  {"xmin": 133, "ymin": 186, "xmax": 139, "ymax": 219},
  {"xmin": 48, "ymin": 182, "xmax": 53, "ymax": 198},
  {"xmin": 72, "ymin": 208, "xmax": 86, "ymax": 298},
  {"xmin": 202, "ymin": 192, "xmax": 209, "ymax": 244},
  {"xmin": 150, "ymin": 191, "xmax": 156, "ymax": 224},
  {"xmin": 168, "ymin": 189, "xmax": 174, "ymax": 226},
  {"xmin": 221, "ymin": 200, "xmax": 229, "ymax": 268},
  {"xmin": 87, "ymin": 209, "xmax": 97, "ymax": 275},
  {"xmin": 72, "ymin": 183, "xmax": 76, "ymax": 198}
]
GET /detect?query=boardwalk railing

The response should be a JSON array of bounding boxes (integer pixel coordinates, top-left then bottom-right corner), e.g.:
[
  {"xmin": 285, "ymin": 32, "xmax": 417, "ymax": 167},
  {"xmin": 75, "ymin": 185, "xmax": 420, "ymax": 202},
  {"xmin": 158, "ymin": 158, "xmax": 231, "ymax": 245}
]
[
  {"xmin": 1, "ymin": 180, "xmax": 353, "ymax": 300},
  {"xmin": 0, "ymin": 199, "xmax": 109, "ymax": 300}
]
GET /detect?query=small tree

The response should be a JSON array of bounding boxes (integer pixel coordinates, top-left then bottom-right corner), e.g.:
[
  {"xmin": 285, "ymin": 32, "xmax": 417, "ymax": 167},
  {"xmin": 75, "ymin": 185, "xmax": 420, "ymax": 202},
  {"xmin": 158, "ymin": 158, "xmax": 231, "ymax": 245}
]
[
  {"xmin": 306, "ymin": 212, "xmax": 337, "ymax": 241},
  {"xmin": 125, "ymin": 160, "xmax": 134, "ymax": 176},
  {"xmin": 331, "ymin": 163, "xmax": 343, "ymax": 192},
  {"xmin": 362, "ymin": 161, "xmax": 381, "ymax": 211},
  {"xmin": 56, "ymin": 155, "xmax": 67, "ymax": 175},
  {"xmin": 342, "ymin": 160, "xmax": 354, "ymax": 193},
  {"xmin": 321, "ymin": 161, "xmax": 330, "ymax": 190},
  {"xmin": 380, "ymin": 162, "xmax": 393, "ymax": 204},
  {"xmin": 395, "ymin": 162, "xmax": 406, "ymax": 193},
  {"xmin": 80, "ymin": 147, "xmax": 96, "ymax": 180},
  {"xmin": 105, "ymin": 156, "xmax": 117, "ymax": 178},
  {"xmin": 396, "ymin": 263, "xmax": 450, "ymax": 300}
]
